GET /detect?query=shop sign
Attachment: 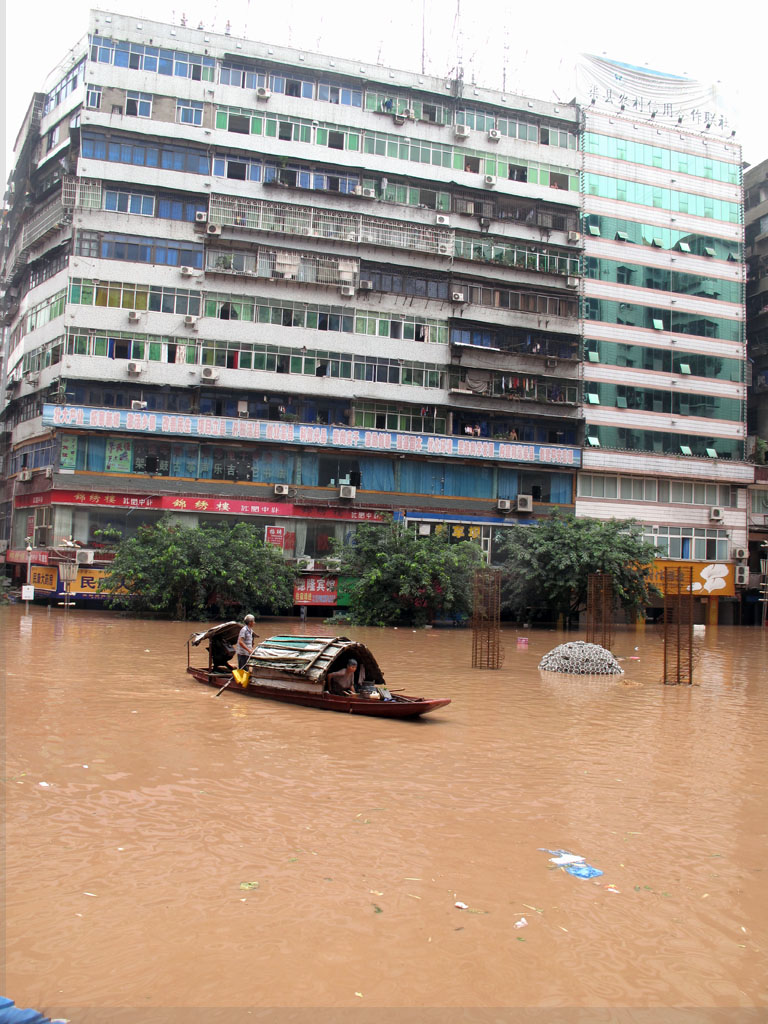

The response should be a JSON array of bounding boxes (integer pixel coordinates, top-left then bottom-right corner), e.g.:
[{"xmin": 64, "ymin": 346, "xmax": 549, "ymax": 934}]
[
  {"xmin": 43, "ymin": 404, "xmax": 581, "ymax": 468},
  {"xmin": 649, "ymin": 560, "xmax": 734, "ymax": 597},
  {"xmin": 293, "ymin": 574, "xmax": 338, "ymax": 606},
  {"xmin": 29, "ymin": 566, "xmax": 58, "ymax": 591},
  {"xmin": 265, "ymin": 526, "xmax": 285, "ymax": 548}
]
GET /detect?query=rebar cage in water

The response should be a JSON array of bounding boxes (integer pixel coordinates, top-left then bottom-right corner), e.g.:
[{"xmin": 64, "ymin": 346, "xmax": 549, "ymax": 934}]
[
  {"xmin": 586, "ymin": 573, "xmax": 614, "ymax": 650},
  {"xmin": 472, "ymin": 568, "xmax": 504, "ymax": 669},
  {"xmin": 662, "ymin": 566, "xmax": 694, "ymax": 685}
]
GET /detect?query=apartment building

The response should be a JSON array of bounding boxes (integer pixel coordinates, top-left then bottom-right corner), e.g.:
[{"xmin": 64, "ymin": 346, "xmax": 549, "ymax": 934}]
[
  {"xmin": 573, "ymin": 59, "xmax": 752, "ymax": 623},
  {"xmin": 0, "ymin": 10, "xmax": 585, "ymax": 601}
]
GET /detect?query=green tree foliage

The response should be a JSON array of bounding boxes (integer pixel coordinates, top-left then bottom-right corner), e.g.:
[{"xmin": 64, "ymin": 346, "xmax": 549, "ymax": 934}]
[
  {"xmin": 99, "ymin": 517, "xmax": 297, "ymax": 620},
  {"xmin": 334, "ymin": 522, "xmax": 485, "ymax": 626},
  {"xmin": 495, "ymin": 511, "xmax": 660, "ymax": 622}
]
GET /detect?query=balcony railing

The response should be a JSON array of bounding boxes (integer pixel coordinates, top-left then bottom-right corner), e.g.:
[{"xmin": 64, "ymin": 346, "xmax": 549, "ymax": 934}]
[
  {"xmin": 62, "ymin": 175, "xmax": 103, "ymax": 210},
  {"xmin": 206, "ymin": 247, "xmax": 359, "ymax": 287},
  {"xmin": 208, "ymin": 194, "xmax": 454, "ymax": 256},
  {"xmin": 454, "ymin": 236, "xmax": 579, "ymax": 277}
]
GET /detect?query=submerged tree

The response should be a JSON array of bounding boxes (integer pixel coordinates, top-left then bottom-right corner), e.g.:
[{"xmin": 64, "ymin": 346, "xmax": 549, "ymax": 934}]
[
  {"xmin": 334, "ymin": 521, "xmax": 485, "ymax": 627},
  {"xmin": 99, "ymin": 517, "xmax": 297, "ymax": 620},
  {"xmin": 495, "ymin": 511, "xmax": 660, "ymax": 623}
]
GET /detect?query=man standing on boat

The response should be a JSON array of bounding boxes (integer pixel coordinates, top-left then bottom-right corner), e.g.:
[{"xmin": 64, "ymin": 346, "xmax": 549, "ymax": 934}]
[{"xmin": 237, "ymin": 615, "xmax": 257, "ymax": 669}]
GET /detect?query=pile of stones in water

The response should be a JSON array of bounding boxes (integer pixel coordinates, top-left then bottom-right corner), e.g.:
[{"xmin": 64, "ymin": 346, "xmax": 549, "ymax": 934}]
[{"xmin": 539, "ymin": 641, "xmax": 623, "ymax": 675}]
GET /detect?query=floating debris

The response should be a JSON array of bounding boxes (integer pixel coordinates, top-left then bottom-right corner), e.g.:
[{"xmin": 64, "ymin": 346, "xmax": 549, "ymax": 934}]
[{"xmin": 538, "ymin": 641, "xmax": 623, "ymax": 675}]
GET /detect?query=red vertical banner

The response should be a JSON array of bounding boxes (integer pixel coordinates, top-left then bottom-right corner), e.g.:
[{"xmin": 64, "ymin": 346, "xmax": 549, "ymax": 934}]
[{"xmin": 265, "ymin": 525, "xmax": 286, "ymax": 548}]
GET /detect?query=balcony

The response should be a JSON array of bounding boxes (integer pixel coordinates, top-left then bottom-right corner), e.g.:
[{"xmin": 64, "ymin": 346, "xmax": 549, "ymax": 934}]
[{"xmin": 205, "ymin": 247, "xmax": 359, "ymax": 287}]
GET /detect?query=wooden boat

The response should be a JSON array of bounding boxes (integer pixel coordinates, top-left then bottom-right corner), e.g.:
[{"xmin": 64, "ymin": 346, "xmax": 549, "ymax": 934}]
[{"xmin": 187, "ymin": 624, "xmax": 451, "ymax": 718}]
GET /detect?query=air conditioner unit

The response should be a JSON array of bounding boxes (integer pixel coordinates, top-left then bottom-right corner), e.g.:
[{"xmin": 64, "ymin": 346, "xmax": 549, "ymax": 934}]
[
  {"xmin": 127, "ymin": 361, "xmax": 144, "ymax": 375},
  {"xmin": 566, "ymin": 276, "xmax": 579, "ymax": 288},
  {"xmin": 438, "ymin": 244, "xmax": 452, "ymax": 255},
  {"xmin": 237, "ymin": 400, "xmax": 249, "ymax": 418},
  {"xmin": 339, "ymin": 285, "xmax": 355, "ymax": 298},
  {"xmin": 516, "ymin": 494, "xmax": 533, "ymax": 512},
  {"xmin": 451, "ymin": 291, "xmax": 466, "ymax": 303},
  {"xmin": 195, "ymin": 211, "xmax": 208, "ymax": 223},
  {"xmin": 488, "ymin": 129, "xmax": 501, "ymax": 141},
  {"xmin": 256, "ymin": 87, "xmax": 272, "ymax": 100},
  {"xmin": 359, "ymin": 188, "xmax": 376, "ymax": 198},
  {"xmin": 358, "ymin": 280, "xmax": 373, "ymax": 291},
  {"xmin": 568, "ymin": 230, "xmax": 581, "ymax": 243},
  {"xmin": 128, "ymin": 310, "xmax": 141, "ymax": 322},
  {"xmin": 44, "ymin": 466, "xmax": 54, "ymax": 479},
  {"xmin": 435, "ymin": 214, "xmax": 451, "ymax": 226},
  {"xmin": 404, "ymin": 107, "xmax": 416, "ymax": 119},
  {"xmin": 183, "ymin": 315, "xmax": 198, "ymax": 329},
  {"xmin": 733, "ymin": 546, "xmax": 748, "ymax": 560},
  {"xmin": 339, "ymin": 485, "xmax": 356, "ymax": 499},
  {"xmin": 300, "ymin": 559, "xmax": 315, "ymax": 570},
  {"xmin": 497, "ymin": 499, "xmax": 512, "ymax": 512},
  {"xmin": 24, "ymin": 373, "xmax": 39, "ymax": 385},
  {"xmin": 417, "ymin": 523, "xmax": 431, "ymax": 536},
  {"xmin": 484, "ymin": 175, "xmax": 496, "ymax": 187},
  {"xmin": 735, "ymin": 565, "xmax": 749, "ymax": 586},
  {"xmin": 201, "ymin": 366, "xmax": 219, "ymax": 381},
  {"xmin": 131, "ymin": 400, "xmax": 148, "ymax": 411},
  {"xmin": 76, "ymin": 549, "xmax": 94, "ymax": 565},
  {"xmin": 709, "ymin": 507, "xmax": 724, "ymax": 521},
  {"xmin": 454, "ymin": 124, "xmax": 470, "ymax": 139},
  {"xmin": 274, "ymin": 483, "xmax": 290, "ymax": 496},
  {"xmin": 546, "ymin": 357, "xmax": 558, "ymax": 368},
  {"xmin": 19, "ymin": 469, "xmax": 32, "ymax": 482},
  {"xmin": 180, "ymin": 266, "xmax": 194, "ymax": 277},
  {"xmin": 207, "ymin": 223, "xmax": 222, "ymax": 236}
]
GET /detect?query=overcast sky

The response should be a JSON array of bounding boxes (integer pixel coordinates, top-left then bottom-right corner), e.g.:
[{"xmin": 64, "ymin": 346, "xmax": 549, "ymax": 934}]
[{"xmin": 4, "ymin": 0, "xmax": 767, "ymax": 186}]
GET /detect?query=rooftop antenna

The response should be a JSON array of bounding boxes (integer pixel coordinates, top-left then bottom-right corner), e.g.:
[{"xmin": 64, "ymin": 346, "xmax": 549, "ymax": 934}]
[
  {"xmin": 421, "ymin": 0, "xmax": 426, "ymax": 75},
  {"xmin": 502, "ymin": 26, "xmax": 509, "ymax": 92},
  {"xmin": 180, "ymin": 12, "xmax": 187, "ymax": 27}
]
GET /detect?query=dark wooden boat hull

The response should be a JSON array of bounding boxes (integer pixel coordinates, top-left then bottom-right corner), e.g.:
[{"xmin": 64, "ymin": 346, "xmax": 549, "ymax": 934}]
[{"xmin": 187, "ymin": 667, "xmax": 450, "ymax": 718}]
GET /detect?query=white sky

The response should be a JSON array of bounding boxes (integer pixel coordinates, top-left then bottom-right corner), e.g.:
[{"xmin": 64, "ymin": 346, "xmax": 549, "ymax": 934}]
[{"xmin": 4, "ymin": 0, "xmax": 767, "ymax": 186}]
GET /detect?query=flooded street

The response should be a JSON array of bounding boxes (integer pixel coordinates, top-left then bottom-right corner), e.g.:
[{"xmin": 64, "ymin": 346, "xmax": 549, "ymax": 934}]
[{"xmin": 3, "ymin": 607, "xmax": 767, "ymax": 1022}]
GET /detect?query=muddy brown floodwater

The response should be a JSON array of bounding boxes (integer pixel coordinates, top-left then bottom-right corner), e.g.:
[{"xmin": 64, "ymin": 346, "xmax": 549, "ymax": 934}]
[{"xmin": 2, "ymin": 607, "xmax": 767, "ymax": 1024}]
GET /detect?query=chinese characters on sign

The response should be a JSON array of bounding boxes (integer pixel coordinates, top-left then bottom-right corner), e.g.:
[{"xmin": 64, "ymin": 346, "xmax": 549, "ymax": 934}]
[
  {"xmin": 293, "ymin": 574, "xmax": 338, "ymax": 606},
  {"xmin": 265, "ymin": 526, "xmax": 286, "ymax": 548}
]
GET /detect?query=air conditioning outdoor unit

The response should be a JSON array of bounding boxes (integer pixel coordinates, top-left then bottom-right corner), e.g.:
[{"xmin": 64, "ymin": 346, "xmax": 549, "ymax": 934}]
[
  {"xmin": 451, "ymin": 291, "xmax": 466, "ymax": 303},
  {"xmin": 488, "ymin": 129, "xmax": 501, "ymax": 141},
  {"xmin": 339, "ymin": 285, "xmax": 355, "ymax": 298},
  {"xmin": 546, "ymin": 357, "xmax": 558, "ymax": 368},
  {"xmin": 274, "ymin": 484, "xmax": 290, "ymax": 496},
  {"xmin": 183, "ymin": 315, "xmax": 198, "ymax": 329},
  {"xmin": 195, "ymin": 211, "xmax": 208, "ymax": 223},
  {"xmin": 44, "ymin": 466, "xmax": 54, "ymax": 479},
  {"xmin": 360, "ymin": 188, "xmax": 376, "ymax": 198},
  {"xmin": 484, "ymin": 175, "xmax": 496, "ymax": 187},
  {"xmin": 237, "ymin": 401, "xmax": 249, "ymax": 417},
  {"xmin": 516, "ymin": 494, "xmax": 533, "ymax": 512},
  {"xmin": 339, "ymin": 485, "xmax": 356, "ymax": 499},
  {"xmin": 128, "ymin": 310, "xmax": 141, "ymax": 322},
  {"xmin": 207, "ymin": 223, "xmax": 222, "ymax": 236},
  {"xmin": 256, "ymin": 87, "xmax": 272, "ymax": 100},
  {"xmin": 435, "ymin": 214, "xmax": 451, "ymax": 226},
  {"xmin": 131, "ymin": 400, "xmax": 148, "ymax": 411},
  {"xmin": 438, "ymin": 244, "xmax": 452, "ymax": 255},
  {"xmin": 201, "ymin": 366, "xmax": 219, "ymax": 381},
  {"xmin": 733, "ymin": 546, "xmax": 748, "ymax": 560},
  {"xmin": 358, "ymin": 280, "xmax": 373, "ymax": 291},
  {"xmin": 19, "ymin": 469, "xmax": 32, "ymax": 482},
  {"xmin": 568, "ymin": 230, "xmax": 581, "ymax": 243},
  {"xmin": 76, "ymin": 549, "xmax": 94, "ymax": 565},
  {"xmin": 180, "ymin": 266, "xmax": 194, "ymax": 277},
  {"xmin": 566, "ymin": 276, "xmax": 579, "ymax": 289},
  {"xmin": 127, "ymin": 361, "xmax": 144, "ymax": 375},
  {"xmin": 24, "ymin": 373, "xmax": 39, "ymax": 385},
  {"xmin": 404, "ymin": 108, "xmax": 416, "ymax": 119},
  {"xmin": 735, "ymin": 565, "xmax": 749, "ymax": 586},
  {"xmin": 709, "ymin": 507, "xmax": 724, "ymax": 521},
  {"xmin": 497, "ymin": 499, "xmax": 512, "ymax": 512},
  {"xmin": 454, "ymin": 124, "xmax": 470, "ymax": 139}
]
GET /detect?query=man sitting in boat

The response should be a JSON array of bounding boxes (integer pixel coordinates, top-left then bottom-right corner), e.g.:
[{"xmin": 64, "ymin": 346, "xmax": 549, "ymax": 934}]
[
  {"xmin": 209, "ymin": 634, "xmax": 235, "ymax": 671},
  {"xmin": 327, "ymin": 658, "xmax": 358, "ymax": 695}
]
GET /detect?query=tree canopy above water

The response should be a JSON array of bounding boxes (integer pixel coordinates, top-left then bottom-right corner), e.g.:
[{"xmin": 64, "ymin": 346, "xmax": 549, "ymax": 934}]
[
  {"xmin": 99, "ymin": 517, "xmax": 297, "ymax": 620},
  {"xmin": 495, "ymin": 511, "xmax": 660, "ymax": 622}
]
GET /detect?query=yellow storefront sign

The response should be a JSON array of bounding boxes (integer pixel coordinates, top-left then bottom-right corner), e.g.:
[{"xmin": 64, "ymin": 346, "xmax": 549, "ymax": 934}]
[
  {"xmin": 649, "ymin": 560, "xmax": 734, "ymax": 597},
  {"xmin": 29, "ymin": 566, "xmax": 58, "ymax": 592}
]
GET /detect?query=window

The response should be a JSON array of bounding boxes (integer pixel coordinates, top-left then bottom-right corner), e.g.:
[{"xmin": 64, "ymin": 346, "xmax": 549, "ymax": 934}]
[
  {"xmin": 86, "ymin": 85, "xmax": 102, "ymax": 110},
  {"xmin": 177, "ymin": 99, "xmax": 204, "ymax": 126},
  {"xmin": 126, "ymin": 91, "xmax": 152, "ymax": 117},
  {"xmin": 105, "ymin": 190, "xmax": 155, "ymax": 216},
  {"xmin": 328, "ymin": 130, "xmax": 345, "ymax": 150},
  {"xmin": 46, "ymin": 124, "xmax": 61, "ymax": 152}
]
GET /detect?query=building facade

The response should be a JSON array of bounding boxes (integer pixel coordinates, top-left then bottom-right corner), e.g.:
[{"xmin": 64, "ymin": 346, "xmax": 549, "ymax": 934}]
[{"xmin": 0, "ymin": 15, "xmax": 755, "ymax": 619}]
